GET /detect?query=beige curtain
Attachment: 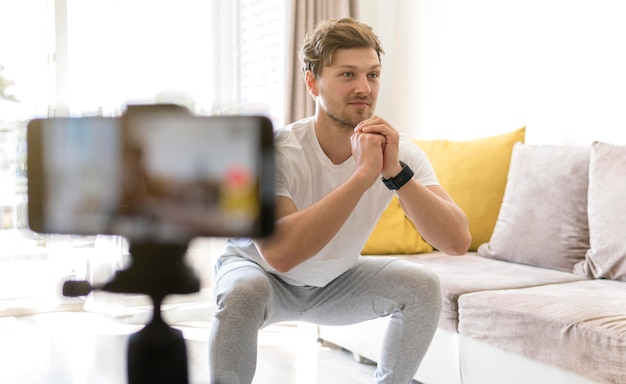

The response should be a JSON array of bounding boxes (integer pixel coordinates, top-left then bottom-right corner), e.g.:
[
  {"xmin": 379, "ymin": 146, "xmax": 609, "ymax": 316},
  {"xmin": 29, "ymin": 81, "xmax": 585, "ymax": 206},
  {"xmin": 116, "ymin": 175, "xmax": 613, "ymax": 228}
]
[{"xmin": 284, "ymin": 0, "xmax": 360, "ymax": 125}]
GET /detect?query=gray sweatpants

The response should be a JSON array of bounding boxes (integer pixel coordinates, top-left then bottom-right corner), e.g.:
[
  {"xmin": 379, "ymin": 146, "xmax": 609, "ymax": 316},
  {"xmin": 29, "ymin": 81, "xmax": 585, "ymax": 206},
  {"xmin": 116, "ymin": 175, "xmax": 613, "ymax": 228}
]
[{"xmin": 208, "ymin": 255, "xmax": 442, "ymax": 384}]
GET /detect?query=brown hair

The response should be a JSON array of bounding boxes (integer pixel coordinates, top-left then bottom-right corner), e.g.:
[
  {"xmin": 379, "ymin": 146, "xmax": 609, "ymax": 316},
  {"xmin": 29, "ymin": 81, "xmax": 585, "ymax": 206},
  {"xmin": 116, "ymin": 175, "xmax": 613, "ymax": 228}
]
[{"xmin": 300, "ymin": 17, "xmax": 384, "ymax": 78}]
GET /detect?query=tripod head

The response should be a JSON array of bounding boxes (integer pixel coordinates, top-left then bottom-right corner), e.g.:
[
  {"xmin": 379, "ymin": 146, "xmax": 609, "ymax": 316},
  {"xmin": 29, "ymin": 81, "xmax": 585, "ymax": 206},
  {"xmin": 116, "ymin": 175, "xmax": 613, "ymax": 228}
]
[{"xmin": 63, "ymin": 242, "xmax": 199, "ymax": 299}]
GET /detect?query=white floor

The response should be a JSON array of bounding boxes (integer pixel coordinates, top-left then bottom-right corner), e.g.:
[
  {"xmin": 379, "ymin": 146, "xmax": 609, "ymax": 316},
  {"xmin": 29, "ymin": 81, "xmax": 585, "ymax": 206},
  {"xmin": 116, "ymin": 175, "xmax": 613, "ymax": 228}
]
[
  {"xmin": 0, "ymin": 311, "xmax": 378, "ymax": 384},
  {"xmin": 0, "ymin": 237, "xmax": 381, "ymax": 383}
]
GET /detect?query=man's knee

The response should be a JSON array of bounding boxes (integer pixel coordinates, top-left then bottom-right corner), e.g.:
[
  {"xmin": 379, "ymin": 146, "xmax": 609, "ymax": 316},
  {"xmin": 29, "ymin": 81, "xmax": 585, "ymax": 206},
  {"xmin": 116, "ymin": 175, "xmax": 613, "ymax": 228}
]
[
  {"xmin": 394, "ymin": 262, "xmax": 442, "ymax": 308},
  {"xmin": 215, "ymin": 267, "xmax": 272, "ymax": 314}
]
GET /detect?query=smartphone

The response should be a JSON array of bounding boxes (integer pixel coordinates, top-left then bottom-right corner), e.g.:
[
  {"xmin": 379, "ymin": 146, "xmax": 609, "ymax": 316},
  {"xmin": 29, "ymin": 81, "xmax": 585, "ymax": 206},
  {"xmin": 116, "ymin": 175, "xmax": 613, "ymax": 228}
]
[{"xmin": 27, "ymin": 106, "xmax": 275, "ymax": 243}]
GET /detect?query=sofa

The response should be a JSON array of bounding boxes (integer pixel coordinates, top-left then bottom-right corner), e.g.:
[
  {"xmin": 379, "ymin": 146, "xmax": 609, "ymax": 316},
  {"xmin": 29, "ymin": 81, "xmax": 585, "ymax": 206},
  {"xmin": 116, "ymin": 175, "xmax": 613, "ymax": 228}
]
[{"xmin": 317, "ymin": 128, "xmax": 626, "ymax": 384}]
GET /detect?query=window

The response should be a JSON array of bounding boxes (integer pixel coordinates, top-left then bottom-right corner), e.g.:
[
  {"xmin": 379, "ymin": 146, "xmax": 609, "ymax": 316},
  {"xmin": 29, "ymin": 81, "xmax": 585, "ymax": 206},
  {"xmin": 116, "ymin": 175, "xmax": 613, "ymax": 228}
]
[
  {"xmin": 240, "ymin": 0, "xmax": 288, "ymax": 128},
  {"xmin": 57, "ymin": 0, "xmax": 287, "ymax": 125},
  {"xmin": 1, "ymin": 0, "xmax": 51, "ymax": 314},
  {"xmin": 0, "ymin": 0, "xmax": 288, "ymax": 315},
  {"xmin": 60, "ymin": 0, "xmax": 217, "ymax": 116}
]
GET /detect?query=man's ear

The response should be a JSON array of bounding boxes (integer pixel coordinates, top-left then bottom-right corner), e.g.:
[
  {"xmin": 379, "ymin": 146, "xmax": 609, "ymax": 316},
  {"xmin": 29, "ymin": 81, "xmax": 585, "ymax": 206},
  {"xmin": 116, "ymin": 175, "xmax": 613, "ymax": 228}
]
[{"xmin": 305, "ymin": 70, "xmax": 318, "ymax": 97}]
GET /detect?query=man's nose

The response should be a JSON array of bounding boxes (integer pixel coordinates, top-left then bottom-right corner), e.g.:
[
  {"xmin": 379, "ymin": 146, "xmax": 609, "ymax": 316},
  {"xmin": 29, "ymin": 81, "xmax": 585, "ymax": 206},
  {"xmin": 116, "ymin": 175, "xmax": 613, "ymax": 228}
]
[{"xmin": 354, "ymin": 75, "xmax": 371, "ymax": 94}]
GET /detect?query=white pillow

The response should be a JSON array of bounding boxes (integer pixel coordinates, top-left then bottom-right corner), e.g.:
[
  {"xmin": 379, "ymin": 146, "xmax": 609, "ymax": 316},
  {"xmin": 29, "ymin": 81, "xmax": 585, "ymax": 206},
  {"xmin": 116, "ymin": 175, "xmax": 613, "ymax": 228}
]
[
  {"xmin": 574, "ymin": 141, "xmax": 626, "ymax": 281},
  {"xmin": 478, "ymin": 143, "xmax": 590, "ymax": 272}
]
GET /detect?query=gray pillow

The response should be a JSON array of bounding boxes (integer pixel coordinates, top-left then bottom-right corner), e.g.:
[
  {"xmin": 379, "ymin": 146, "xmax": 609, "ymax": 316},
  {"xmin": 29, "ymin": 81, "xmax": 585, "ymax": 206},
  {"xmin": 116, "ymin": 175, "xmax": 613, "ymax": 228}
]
[
  {"xmin": 478, "ymin": 143, "xmax": 590, "ymax": 272},
  {"xmin": 573, "ymin": 141, "xmax": 626, "ymax": 281}
]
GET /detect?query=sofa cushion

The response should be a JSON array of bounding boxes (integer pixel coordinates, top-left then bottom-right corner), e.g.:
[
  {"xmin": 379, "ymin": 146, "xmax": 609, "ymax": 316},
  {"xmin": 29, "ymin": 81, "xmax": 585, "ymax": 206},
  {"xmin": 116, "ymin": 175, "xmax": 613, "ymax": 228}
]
[
  {"xmin": 397, "ymin": 252, "xmax": 586, "ymax": 332},
  {"xmin": 362, "ymin": 196, "xmax": 433, "ymax": 255},
  {"xmin": 458, "ymin": 280, "xmax": 626, "ymax": 384},
  {"xmin": 477, "ymin": 143, "xmax": 590, "ymax": 272},
  {"xmin": 574, "ymin": 141, "xmax": 626, "ymax": 281},
  {"xmin": 414, "ymin": 127, "xmax": 525, "ymax": 251}
]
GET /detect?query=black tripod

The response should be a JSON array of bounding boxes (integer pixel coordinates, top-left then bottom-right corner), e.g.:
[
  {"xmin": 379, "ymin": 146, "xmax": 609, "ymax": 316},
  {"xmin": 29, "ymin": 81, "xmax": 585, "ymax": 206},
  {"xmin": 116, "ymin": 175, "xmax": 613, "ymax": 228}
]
[{"xmin": 63, "ymin": 242, "xmax": 200, "ymax": 384}]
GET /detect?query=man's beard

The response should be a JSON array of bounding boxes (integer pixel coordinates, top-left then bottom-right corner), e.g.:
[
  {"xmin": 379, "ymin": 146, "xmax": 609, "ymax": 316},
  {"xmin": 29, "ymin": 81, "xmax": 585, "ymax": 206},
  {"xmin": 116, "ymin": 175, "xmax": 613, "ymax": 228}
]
[
  {"xmin": 327, "ymin": 111, "xmax": 360, "ymax": 129},
  {"xmin": 326, "ymin": 105, "xmax": 372, "ymax": 129}
]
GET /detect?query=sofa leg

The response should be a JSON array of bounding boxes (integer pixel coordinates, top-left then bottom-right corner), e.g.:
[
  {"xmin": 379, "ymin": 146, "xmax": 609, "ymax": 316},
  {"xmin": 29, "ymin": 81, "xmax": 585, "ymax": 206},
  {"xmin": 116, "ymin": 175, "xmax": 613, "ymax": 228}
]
[
  {"xmin": 352, "ymin": 352, "xmax": 366, "ymax": 363},
  {"xmin": 317, "ymin": 337, "xmax": 374, "ymax": 365}
]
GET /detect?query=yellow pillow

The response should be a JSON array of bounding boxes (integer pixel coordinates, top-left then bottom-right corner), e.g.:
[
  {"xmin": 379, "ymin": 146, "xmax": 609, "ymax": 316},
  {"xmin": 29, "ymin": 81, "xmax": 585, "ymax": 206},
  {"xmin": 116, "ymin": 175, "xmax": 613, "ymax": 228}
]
[
  {"xmin": 362, "ymin": 196, "xmax": 433, "ymax": 255},
  {"xmin": 414, "ymin": 127, "xmax": 526, "ymax": 251}
]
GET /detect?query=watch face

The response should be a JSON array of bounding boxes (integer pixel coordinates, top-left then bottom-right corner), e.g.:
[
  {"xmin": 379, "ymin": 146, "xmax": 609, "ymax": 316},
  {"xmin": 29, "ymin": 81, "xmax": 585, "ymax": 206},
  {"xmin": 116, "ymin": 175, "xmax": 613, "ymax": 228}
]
[
  {"xmin": 383, "ymin": 177, "xmax": 399, "ymax": 190},
  {"xmin": 383, "ymin": 161, "xmax": 413, "ymax": 190}
]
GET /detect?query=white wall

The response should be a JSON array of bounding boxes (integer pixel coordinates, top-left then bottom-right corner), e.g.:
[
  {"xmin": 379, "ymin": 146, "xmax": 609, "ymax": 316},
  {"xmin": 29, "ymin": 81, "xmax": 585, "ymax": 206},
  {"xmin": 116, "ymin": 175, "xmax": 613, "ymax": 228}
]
[{"xmin": 360, "ymin": 0, "xmax": 626, "ymax": 145}]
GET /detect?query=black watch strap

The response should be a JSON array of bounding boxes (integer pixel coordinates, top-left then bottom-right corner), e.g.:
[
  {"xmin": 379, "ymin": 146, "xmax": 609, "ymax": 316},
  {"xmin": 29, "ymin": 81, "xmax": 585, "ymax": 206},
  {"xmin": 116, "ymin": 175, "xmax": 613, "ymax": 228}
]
[{"xmin": 382, "ymin": 161, "xmax": 414, "ymax": 190}]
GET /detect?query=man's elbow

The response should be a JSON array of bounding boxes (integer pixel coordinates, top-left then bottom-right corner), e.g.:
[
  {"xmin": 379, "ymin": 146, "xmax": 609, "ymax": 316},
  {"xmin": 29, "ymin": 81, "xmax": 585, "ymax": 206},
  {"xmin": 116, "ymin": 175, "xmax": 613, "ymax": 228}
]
[
  {"xmin": 260, "ymin": 248, "xmax": 297, "ymax": 273},
  {"xmin": 271, "ymin": 260, "xmax": 295, "ymax": 273},
  {"xmin": 443, "ymin": 231, "xmax": 472, "ymax": 256}
]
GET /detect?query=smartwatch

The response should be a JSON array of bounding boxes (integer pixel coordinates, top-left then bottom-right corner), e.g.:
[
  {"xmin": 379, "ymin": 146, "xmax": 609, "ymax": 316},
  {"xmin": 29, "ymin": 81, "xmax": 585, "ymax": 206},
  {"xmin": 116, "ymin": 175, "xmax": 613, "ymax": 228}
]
[{"xmin": 382, "ymin": 161, "xmax": 414, "ymax": 190}]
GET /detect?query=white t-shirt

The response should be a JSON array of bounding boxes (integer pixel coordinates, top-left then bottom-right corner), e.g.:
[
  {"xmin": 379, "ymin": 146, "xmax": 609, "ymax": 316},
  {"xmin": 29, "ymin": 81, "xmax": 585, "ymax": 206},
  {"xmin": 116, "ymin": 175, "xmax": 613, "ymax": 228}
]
[{"xmin": 225, "ymin": 117, "xmax": 439, "ymax": 287}]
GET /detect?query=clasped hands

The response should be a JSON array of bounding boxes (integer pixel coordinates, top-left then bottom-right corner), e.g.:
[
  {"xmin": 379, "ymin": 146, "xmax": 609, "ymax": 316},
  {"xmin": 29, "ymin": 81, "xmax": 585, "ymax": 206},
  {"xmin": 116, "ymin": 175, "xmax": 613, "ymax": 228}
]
[{"xmin": 351, "ymin": 115, "xmax": 403, "ymax": 185}]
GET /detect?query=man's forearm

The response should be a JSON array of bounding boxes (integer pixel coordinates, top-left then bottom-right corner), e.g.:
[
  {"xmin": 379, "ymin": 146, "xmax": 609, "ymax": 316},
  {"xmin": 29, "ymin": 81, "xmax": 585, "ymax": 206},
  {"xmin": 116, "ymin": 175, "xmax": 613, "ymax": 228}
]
[
  {"xmin": 256, "ymin": 175, "xmax": 372, "ymax": 272},
  {"xmin": 397, "ymin": 181, "xmax": 471, "ymax": 256}
]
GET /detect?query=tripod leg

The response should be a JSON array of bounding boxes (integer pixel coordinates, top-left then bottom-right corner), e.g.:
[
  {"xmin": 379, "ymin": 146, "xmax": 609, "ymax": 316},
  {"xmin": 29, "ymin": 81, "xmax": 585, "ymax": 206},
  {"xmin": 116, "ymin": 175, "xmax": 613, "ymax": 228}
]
[{"xmin": 127, "ymin": 299, "xmax": 189, "ymax": 384}]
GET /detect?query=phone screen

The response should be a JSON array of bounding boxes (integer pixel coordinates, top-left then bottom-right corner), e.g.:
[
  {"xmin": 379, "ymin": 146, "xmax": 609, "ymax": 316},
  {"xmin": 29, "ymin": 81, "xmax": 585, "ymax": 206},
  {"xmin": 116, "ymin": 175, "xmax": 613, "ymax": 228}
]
[{"xmin": 27, "ymin": 109, "xmax": 274, "ymax": 243}]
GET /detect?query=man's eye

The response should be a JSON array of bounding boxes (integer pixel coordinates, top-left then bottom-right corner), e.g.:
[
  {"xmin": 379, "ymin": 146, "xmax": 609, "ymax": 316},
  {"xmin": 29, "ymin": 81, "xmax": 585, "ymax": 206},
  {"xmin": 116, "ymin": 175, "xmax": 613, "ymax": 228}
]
[
  {"xmin": 342, "ymin": 72, "xmax": 354, "ymax": 77},
  {"xmin": 369, "ymin": 73, "xmax": 379, "ymax": 79}
]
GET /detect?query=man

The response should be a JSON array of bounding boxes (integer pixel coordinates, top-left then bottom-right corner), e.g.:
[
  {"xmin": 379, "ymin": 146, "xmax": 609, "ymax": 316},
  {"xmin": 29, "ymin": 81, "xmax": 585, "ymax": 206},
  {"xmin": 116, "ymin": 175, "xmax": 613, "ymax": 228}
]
[{"xmin": 209, "ymin": 17, "xmax": 471, "ymax": 384}]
